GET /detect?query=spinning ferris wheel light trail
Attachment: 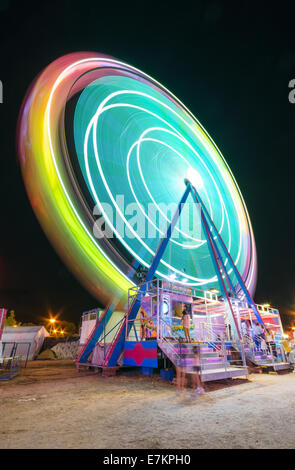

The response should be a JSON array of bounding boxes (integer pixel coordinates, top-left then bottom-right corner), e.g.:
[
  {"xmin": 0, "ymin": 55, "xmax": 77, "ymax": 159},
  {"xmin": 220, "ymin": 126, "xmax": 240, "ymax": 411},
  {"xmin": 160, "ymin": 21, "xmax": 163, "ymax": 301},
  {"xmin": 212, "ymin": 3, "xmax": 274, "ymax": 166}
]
[{"xmin": 17, "ymin": 52, "xmax": 257, "ymax": 310}]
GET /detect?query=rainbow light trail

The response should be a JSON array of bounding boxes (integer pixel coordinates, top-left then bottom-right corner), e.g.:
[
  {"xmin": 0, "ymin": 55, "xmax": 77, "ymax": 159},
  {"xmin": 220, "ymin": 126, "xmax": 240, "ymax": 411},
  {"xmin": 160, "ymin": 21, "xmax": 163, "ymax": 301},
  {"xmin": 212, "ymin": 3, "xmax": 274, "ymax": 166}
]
[{"xmin": 17, "ymin": 52, "xmax": 257, "ymax": 307}]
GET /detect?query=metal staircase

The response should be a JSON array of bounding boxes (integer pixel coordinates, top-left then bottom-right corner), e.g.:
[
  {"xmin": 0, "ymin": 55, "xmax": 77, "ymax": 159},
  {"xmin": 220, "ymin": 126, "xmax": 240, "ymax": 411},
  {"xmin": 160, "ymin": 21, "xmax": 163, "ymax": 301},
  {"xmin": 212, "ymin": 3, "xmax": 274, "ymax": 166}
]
[
  {"xmin": 242, "ymin": 333, "xmax": 291, "ymax": 371},
  {"xmin": 158, "ymin": 317, "xmax": 248, "ymax": 381}
]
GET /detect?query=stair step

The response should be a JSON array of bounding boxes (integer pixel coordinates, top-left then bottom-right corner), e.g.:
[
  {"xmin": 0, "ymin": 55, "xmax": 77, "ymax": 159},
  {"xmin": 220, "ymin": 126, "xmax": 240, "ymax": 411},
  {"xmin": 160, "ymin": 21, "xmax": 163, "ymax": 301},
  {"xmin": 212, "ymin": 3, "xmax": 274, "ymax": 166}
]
[
  {"xmin": 202, "ymin": 363, "xmax": 227, "ymax": 371},
  {"xmin": 168, "ymin": 355, "xmax": 225, "ymax": 370}
]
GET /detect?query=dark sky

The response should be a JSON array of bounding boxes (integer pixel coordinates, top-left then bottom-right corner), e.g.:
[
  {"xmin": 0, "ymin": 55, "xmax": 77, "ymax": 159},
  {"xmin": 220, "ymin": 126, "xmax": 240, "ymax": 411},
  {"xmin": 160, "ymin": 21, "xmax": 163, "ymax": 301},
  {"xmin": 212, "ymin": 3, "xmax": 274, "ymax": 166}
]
[{"xmin": 0, "ymin": 0, "xmax": 294, "ymax": 327}]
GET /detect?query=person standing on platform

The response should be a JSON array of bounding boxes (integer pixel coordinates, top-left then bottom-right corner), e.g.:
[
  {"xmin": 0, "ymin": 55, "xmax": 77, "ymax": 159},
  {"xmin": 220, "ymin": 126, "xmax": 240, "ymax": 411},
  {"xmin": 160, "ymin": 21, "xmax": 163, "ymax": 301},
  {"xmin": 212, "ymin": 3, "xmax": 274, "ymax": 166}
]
[
  {"xmin": 140, "ymin": 309, "xmax": 147, "ymax": 340},
  {"xmin": 282, "ymin": 338, "xmax": 292, "ymax": 361},
  {"xmin": 265, "ymin": 329, "xmax": 273, "ymax": 354},
  {"xmin": 288, "ymin": 346, "xmax": 295, "ymax": 366},
  {"xmin": 241, "ymin": 321, "xmax": 248, "ymax": 338},
  {"xmin": 253, "ymin": 322, "xmax": 262, "ymax": 352},
  {"xmin": 181, "ymin": 309, "xmax": 191, "ymax": 343},
  {"xmin": 269, "ymin": 330, "xmax": 277, "ymax": 358},
  {"xmin": 261, "ymin": 336, "xmax": 268, "ymax": 355}
]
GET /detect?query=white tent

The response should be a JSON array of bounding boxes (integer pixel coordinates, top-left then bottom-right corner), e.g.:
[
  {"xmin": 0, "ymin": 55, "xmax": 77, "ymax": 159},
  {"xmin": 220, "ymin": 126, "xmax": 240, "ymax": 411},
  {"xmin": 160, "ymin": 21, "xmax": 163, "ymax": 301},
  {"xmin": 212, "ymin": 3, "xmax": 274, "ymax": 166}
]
[{"xmin": 1, "ymin": 326, "xmax": 50, "ymax": 360}]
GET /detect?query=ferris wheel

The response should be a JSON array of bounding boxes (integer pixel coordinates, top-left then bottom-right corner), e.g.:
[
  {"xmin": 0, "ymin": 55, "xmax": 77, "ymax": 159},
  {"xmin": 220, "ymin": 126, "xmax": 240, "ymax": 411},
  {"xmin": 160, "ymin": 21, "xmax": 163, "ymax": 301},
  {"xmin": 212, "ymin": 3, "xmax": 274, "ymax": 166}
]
[{"xmin": 17, "ymin": 52, "xmax": 257, "ymax": 307}]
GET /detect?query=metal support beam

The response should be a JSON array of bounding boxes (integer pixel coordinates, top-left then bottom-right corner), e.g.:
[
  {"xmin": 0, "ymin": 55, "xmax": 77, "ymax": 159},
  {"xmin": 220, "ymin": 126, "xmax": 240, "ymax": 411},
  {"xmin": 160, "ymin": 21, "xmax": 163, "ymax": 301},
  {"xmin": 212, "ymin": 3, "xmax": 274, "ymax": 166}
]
[
  {"xmin": 77, "ymin": 303, "xmax": 115, "ymax": 364},
  {"xmin": 144, "ymin": 183, "xmax": 192, "ymax": 285},
  {"xmin": 105, "ymin": 184, "xmax": 192, "ymax": 367},
  {"xmin": 189, "ymin": 183, "xmax": 242, "ymax": 340},
  {"xmin": 191, "ymin": 184, "xmax": 264, "ymax": 325},
  {"xmin": 104, "ymin": 178, "xmax": 261, "ymax": 368}
]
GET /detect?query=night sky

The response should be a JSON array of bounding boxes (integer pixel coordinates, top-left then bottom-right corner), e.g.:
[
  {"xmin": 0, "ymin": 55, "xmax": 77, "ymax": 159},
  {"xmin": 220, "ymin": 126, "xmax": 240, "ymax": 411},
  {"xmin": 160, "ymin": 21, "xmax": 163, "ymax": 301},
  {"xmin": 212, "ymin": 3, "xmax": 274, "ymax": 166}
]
[{"xmin": 0, "ymin": 1, "xmax": 294, "ymax": 327}]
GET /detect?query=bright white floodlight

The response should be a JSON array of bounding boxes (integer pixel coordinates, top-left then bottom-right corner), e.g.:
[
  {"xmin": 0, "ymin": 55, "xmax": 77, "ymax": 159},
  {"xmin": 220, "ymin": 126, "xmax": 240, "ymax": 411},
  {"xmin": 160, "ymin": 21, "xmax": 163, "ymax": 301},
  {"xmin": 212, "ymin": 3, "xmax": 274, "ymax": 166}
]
[{"xmin": 185, "ymin": 167, "xmax": 204, "ymax": 190}]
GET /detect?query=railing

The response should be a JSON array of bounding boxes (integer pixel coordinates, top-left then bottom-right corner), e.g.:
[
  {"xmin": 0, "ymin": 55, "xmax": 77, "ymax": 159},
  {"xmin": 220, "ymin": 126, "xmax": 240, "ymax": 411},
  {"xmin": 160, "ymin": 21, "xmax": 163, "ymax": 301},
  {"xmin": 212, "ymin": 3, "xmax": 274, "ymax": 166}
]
[
  {"xmin": 158, "ymin": 317, "xmax": 184, "ymax": 366},
  {"xmin": 158, "ymin": 317, "xmax": 247, "ymax": 372},
  {"xmin": 128, "ymin": 278, "xmax": 219, "ymax": 304},
  {"xmin": 242, "ymin": 334, "xmax": 257, "ymax": 364},
  {"xmin": 270, "ymin": 342, "xmax": 287, "ymax": 366},
  {"xmin": 197, "ymin": 322, "xmax": 223, "ymax": 352},
  {"xmin": 125, "ymin": 278, "xmax": 290, "ymax": 373},
  {"xmin": 128, "ymin": 279, "xmax": 158, "ymax": 302},
  {"xmin": 128, "ymin": 279, "xmax": 281, "ymax": 321},
  {"xmin": 0, "ymin": 355, "xmax": 21, "ymax": 380},
  {"xmin": 124, "ymin": 309, "xmax": 249, "ymax": 374},
  {"xmin": 99, "ymin": 316, "xmax": 126, "ymax": 366},
  {"xmin": 1, "ymin": 342, "xmax": 31, "ymax": 367},
  {"xmin": 241, "ymin": 333, "xmax": 288, "ymax": 367},
  {"xmin": 197, "ymin": 323, "xmax": 247, "ymax": 371},
  {"xmin": 79, "ymin": 316, "xmax": 126, "ymax": 367},
  {"xmin": 226, "ymin": 339, "xmax": 247, "ymax": 370}
]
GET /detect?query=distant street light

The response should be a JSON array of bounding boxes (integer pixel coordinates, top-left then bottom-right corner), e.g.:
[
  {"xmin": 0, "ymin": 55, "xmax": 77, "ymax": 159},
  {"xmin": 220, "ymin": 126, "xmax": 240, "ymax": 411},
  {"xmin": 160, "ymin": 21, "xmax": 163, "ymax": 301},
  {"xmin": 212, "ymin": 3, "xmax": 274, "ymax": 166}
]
[{"xmin": 48, "ymin": 318, "xmax": 57, "ymax": 335}]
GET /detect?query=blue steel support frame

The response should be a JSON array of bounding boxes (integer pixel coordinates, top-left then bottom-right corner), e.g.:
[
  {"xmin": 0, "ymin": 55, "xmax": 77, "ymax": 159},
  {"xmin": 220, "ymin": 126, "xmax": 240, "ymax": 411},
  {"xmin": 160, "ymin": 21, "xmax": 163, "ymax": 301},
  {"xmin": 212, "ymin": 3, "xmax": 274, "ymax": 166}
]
[
  {"xmin": 105, "ymin": 179, "xmax": 262, "ymax": 367},
  {"xmin": 190, "ymin": 185, "xmax": 236, "ymax": 295},
  {"xmin": 191, "ymin": 184, "xmax": 264, "ymax": 325},
  {"xmin": 189, "ymin": 184, "xmax": 242, "ymax": 339},
  {"xmin": 105, "ymin": 183, "xmax": 192, "ymax": 367}
]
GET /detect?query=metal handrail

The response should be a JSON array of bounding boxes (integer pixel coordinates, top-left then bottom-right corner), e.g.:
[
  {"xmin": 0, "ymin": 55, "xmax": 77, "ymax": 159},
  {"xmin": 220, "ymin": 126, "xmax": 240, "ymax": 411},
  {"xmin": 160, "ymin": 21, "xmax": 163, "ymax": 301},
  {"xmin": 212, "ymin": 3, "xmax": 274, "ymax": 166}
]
[
  {"xmin": 128, "ymin": 278, "xmax": 218, "ymax": 303},
  {"xmin": 0, "ymin": 355, "xmax": 21, "ymax": 381},
  {"xmin": 98, "ymin": 317, "xmax": 125, "ymax": 345},
  {"xmin": 240, "ymin": 332, "xmax": 291, "ymax": 368},
  {"xmin": 158, "ymin": 317, "xmax": 183, "ymax": 364},
  {"xmin": 197, "ymin": 322, "xmax": 223, "ymax": 351},
  {"xmin": 158, "ymin": 317, "xmax": 249, "ymax": 372},
  {"xmin": 1, "ymin": 341, "xmax": 31, "ymax": 367},
  {"xmin": 199, "ymin": 323, "xmax": 244, "ymax": 370}
]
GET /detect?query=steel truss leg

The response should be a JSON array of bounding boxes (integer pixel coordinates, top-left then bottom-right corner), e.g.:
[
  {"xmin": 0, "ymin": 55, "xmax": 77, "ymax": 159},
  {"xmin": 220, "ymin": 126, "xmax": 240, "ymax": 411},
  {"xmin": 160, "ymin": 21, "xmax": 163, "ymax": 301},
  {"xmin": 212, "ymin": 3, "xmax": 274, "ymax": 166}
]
[
  {"xmin": 189, "ymin": 183, "xmax": 242, "ymax": 340},
  {"xmin": 106, "ymin": 183, "xmax": 192, "ymax": 367},
  {"xmin": 190, "ymin": 184, "xmax": 264, "ymax": 326}
]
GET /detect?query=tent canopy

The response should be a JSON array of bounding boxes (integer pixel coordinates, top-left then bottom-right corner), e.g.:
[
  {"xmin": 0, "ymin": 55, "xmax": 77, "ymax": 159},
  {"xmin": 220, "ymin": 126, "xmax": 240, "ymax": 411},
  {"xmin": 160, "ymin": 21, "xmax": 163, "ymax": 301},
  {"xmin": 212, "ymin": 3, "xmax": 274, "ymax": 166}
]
[{"xmin": 1, "ymin": 325, "xmax": 50, "ymax": 360}]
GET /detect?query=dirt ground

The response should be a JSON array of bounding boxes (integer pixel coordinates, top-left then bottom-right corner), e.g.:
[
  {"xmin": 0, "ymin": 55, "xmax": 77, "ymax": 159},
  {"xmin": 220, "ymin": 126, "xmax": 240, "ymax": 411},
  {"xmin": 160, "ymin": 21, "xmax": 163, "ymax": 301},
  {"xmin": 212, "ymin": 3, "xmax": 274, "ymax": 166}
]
[{"xmin": 1, "ymin": 360, "xmax": 295, "ymax": 449}]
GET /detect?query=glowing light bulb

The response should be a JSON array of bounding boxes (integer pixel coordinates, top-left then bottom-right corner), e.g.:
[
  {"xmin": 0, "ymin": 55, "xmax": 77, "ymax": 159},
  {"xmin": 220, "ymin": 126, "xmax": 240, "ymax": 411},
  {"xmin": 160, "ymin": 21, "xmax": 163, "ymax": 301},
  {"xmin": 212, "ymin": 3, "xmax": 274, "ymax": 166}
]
[{"xmin": 186, "ymin": 168, "xmax": 204, "ymax": 190}]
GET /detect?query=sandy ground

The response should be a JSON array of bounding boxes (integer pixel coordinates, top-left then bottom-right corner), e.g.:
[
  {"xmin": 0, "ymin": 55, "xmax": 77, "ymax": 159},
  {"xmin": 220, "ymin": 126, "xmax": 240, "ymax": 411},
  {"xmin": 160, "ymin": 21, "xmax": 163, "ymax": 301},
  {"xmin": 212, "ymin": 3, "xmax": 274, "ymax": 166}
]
[{"xmin": 1, "ymin": 360, "xmax": 295, "ymax": 449}]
